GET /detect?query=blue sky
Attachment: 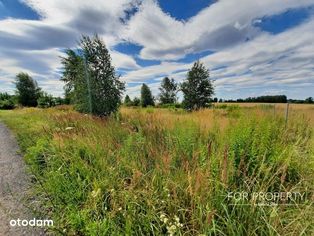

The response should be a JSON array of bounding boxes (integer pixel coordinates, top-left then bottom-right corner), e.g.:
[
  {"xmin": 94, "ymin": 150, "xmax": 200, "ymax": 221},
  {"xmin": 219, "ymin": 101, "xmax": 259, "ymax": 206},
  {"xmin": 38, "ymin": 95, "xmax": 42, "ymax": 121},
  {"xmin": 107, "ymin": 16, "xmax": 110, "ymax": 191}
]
[{"xmin": 0, "ymin": 0, "xmax": 314, "ymax": 100}]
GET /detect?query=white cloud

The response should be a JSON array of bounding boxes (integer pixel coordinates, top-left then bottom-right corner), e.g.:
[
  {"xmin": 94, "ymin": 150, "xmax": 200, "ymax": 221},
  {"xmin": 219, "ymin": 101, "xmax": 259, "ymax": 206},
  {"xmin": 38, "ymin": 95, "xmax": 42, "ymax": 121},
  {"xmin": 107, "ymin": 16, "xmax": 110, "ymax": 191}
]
[
  {"xmin": 0, "ymin": 0, "xmax": 143, "ymax": 95},
  {"xmin": 121, "ymin": 15, "xmax": 314, "ymax": 99},
  {"xmin": 0, "ymin": 0, "xmax": 313, "ymax": 99},
  {"xmin": 110, "ymin": 50, "xmax": 140, "ymax": 69},
  {"xmin": 203, "ymin": 17, "xmax": 314, "ymax": 87},
  {"xmin": 122, "ymin": 61, "xmax": 190, "ymax": 82},
  {"xmin": 125, "ymin": 0, "xmax": 314, "ymax": 60},
  {"xmin": 125, "ymin": 82, "xmax": 160, "ymax": 99}
]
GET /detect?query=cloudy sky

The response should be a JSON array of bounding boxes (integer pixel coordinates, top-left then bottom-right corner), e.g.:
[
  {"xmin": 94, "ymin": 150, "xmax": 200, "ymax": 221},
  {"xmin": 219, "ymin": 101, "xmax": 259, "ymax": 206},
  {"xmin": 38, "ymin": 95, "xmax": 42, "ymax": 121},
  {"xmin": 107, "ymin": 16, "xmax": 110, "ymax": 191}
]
[{"xmin": 0, "ymin": 0, "xmax": 314, "ymax": 99}]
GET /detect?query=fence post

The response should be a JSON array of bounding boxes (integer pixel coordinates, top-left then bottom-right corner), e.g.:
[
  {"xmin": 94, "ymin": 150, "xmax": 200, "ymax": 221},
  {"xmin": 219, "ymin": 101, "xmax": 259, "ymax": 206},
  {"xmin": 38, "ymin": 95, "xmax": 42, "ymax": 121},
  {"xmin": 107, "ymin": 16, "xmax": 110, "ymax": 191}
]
[{"xmin": 285, "ymin": 103, "xmax": 289, "ymax": 128}]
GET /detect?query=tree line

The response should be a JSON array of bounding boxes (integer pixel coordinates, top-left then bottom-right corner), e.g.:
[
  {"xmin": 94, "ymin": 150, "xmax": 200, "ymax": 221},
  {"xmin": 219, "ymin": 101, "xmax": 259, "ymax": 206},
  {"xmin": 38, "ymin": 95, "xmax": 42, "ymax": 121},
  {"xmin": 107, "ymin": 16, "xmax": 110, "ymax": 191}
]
[
  {"xmin": 61, "ymin": 35, "xmax": 215, "ymax": 115},
  {"xmin": 124, "ymin": 60, "xmax": 215, "ymax": 110},
  {"xmin": 0, "ymin": 92, "xmax": 15, "ymax": 109},
  {"xmin": 0, "ymin": 72, "xmax": 67, "ymax": 110},
  {"xmin": 1, "ymin": 35, "xmax": 214, "ymax": 113},
  {"xmin": 221, "ymin": 95, "xmax": 313, "ymax": 104},
  {"xmin": 224, "ymin": 95, "xmax": 287, "ymax": 103}
]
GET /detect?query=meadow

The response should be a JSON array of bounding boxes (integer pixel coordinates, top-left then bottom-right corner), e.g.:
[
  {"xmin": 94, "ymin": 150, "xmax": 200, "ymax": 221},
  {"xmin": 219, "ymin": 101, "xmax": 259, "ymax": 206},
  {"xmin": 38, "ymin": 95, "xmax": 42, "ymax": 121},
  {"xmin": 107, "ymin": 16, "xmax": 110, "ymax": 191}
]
[{"xmin": 0, "ymin": 104, "xmax": 313, "ymax": 235}]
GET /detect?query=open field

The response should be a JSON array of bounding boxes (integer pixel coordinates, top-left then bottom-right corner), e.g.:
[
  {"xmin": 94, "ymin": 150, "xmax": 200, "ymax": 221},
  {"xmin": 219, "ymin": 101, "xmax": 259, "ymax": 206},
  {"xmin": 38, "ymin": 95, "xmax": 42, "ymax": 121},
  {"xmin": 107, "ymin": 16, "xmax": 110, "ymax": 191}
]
[
  {"xmin": 0, "ymin": 104, "xmax": 313, "ymax": 235},
  {"xmin": 222, "ymin": 102, "xmax": 314, "ymax": 112},
  {"xmin": 217, "ymin": 103, "xmax": 314, "ymax": 125}
]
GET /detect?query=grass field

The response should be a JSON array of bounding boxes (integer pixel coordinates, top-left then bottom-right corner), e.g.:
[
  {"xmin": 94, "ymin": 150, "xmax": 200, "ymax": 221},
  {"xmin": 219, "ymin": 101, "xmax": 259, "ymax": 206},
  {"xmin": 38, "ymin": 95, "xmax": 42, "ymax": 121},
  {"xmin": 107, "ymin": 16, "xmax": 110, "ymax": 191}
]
[{"xmin": 0, "ymin": 104, "xmax": 313, "ymax": 235}]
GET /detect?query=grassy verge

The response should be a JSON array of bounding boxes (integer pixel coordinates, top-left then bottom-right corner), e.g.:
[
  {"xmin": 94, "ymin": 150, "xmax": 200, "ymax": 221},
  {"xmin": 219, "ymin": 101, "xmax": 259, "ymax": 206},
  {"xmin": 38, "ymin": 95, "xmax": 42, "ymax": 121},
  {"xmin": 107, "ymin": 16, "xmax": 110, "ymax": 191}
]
[{"xmin": 0, "ymin": 105, "xmax": 313, "ymax": 235}]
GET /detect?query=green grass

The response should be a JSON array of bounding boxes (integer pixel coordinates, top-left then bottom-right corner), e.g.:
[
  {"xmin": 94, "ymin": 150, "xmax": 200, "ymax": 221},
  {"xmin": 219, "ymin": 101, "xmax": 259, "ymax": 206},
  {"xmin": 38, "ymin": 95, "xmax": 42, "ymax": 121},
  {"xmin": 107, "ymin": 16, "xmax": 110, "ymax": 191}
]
[{"xmin": 0, "ymin": 106, "xmax": 313, "ymax": 235}]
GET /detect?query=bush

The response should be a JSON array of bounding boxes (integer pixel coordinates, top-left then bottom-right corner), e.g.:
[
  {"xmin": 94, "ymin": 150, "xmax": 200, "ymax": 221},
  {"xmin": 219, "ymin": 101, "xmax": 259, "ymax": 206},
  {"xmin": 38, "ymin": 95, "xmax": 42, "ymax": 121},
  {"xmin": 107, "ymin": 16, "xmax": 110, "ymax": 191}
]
[
  {"xmin": 157, "ymin": 103, "xmax": 182, "ymax": 109},
  {"xmin": 38, "ymin": 93, "xmax": 67, "ymax": 108},
  {"xmin": 132, "ymin": 97, "xmax": 141, "ymax": 106},
  {"xmin": 0, "ymin": 99, "xmax": 15, "ymax": 110},
  {"xmin": 38, "ymin": 93, "xmax": 55, "ymax": 108}
]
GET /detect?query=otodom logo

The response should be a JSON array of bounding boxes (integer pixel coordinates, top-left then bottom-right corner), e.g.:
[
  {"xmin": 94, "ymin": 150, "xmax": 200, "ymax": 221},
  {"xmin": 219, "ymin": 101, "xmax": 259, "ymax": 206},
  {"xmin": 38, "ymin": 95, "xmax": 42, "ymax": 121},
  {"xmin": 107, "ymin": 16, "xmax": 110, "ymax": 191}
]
[{"xmin": 9, "ymin": 218, "xmax": 53, "ymax": 227}]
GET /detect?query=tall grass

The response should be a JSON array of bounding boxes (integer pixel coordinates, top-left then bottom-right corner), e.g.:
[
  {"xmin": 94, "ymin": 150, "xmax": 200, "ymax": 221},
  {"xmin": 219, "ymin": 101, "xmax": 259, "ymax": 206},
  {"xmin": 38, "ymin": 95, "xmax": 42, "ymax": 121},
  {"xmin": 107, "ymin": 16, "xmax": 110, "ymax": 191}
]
[{"xmin": 0, "ymin": 105, "xmax": 313, "ymax": 235}]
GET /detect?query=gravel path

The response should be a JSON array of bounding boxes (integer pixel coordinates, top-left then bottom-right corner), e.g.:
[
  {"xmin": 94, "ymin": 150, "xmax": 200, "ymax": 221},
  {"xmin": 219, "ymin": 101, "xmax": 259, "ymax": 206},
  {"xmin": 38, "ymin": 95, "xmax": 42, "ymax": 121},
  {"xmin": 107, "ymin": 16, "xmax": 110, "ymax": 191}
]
[{"xmin": 0, "ymin": 122, "xmax": 45, "ymax": 236}]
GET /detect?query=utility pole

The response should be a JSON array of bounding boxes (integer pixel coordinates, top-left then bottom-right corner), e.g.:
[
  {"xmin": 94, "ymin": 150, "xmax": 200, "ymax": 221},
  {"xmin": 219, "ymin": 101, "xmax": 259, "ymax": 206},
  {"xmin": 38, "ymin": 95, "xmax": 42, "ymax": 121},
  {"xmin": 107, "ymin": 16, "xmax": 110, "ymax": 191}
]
[{"xmin": 84, "ymin": 56, "xmax": 92, "ymax": 114}]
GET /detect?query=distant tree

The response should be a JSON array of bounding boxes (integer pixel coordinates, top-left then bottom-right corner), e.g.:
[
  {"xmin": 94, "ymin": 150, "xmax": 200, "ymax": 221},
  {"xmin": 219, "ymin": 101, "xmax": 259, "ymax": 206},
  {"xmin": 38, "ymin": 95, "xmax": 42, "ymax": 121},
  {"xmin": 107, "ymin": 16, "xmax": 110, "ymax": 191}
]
[
  {"xmin": 37, "ymin": 92, "xmax": 55, "ymax": 108},
  {"xmin": 0, "ymin": 92, "xmax": 15, "ymax": 110},
  {"xmin": 243, "ymin": 95, "xmax": 287, "ymax": 103},
  {"xmin": 124, "ymin": 95, "xmax": 132, "ymax": 106},
  {"xmin": 141, "ymin": 83, "xmax": 154, "ymax": 107},
  {"xmin": 132, "ymin": 97, "xmax": 141, "ymax": 106},
  {"xmin": 0, "ymin": 99, "xmax": 15, "ymax": 110},
  {"xmin": 181, "ymin": 61, "xmax": 214, "ymax": 110},
  {"xmin": 305, "ymin": 97, "xmax": 313, "ymax": 104},
  {"xmin": 0, "ymin": 92, "xmax": 11, "ymax": 100},
  {"xmin": 61, "ymin": 35, "xmax": 125, "ymax": 116},
  {"xmin": 159, "ymin": 77, "xmax": 177, "ymax": 104},
  {"xmin": 15, "ymin": 72, "xmax": 41, "ymax": 107},
  {"xmin": 54, "ymin": 97, "xmax": 65, "ymax": 106},
  {"xmin": 213, "ymin": 97, "xmax": 218, "ymax": 103}
]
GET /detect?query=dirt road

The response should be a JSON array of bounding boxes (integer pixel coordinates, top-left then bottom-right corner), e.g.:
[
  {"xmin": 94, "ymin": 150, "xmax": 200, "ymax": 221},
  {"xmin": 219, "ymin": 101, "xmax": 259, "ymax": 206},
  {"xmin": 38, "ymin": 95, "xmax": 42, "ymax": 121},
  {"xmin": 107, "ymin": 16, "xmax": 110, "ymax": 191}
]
[{"xmin": 0, "ymin": 122, "xmax": 44, "ymax": 235}]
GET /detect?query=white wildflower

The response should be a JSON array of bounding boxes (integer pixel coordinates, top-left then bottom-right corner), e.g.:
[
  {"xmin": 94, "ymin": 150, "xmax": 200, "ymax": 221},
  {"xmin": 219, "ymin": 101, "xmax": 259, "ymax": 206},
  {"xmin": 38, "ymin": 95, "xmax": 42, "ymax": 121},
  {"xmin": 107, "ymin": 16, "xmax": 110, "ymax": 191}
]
[
  {"xmin": 91, "ymin": 188, "xmax": 101, "ymax": 198},
  {"xmin": 176, "ymin": 222, "xmax": 183, "ymax": 228},
  {"xmin": 166, "ymin": 224, "xmax": 177, "ymax": 235},
  {"xmin": 65, "ymin": 126, "xmax": 74, "ymax": 130},
  {"xmin": 160, "ymin": 213, "xmax": 169, "ymax": 224}
]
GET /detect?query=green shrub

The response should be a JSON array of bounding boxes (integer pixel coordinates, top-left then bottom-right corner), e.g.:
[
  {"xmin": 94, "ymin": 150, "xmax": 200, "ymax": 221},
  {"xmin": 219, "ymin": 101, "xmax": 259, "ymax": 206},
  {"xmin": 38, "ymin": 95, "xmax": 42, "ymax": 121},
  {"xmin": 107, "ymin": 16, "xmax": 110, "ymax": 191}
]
[{"xmin": 0, "ymin": 99, "xmax": 15, "ymax": 109}]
